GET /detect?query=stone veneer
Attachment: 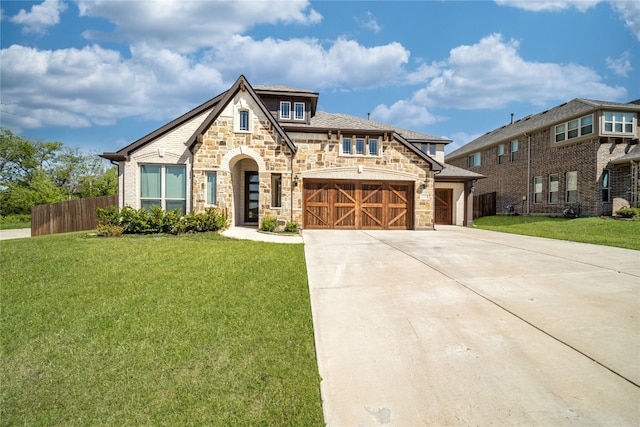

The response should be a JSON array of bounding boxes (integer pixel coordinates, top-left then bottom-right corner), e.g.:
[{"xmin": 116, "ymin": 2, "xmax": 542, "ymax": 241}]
[{"xmin": 190, "ymin": 92, "xmax": 436, "ymax": 228}]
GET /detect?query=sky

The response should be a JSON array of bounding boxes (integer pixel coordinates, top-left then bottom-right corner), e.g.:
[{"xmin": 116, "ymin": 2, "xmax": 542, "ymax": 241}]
[{"xmin": 1, "ymin": 0, "xmax": 639, "ymax": 156}]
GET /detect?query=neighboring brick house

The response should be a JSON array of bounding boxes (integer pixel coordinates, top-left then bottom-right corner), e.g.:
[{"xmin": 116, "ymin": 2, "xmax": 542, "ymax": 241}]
[
  {"xmin": 101, "ymin": 75, "xmax": 482, "ymax": 229},
  {"xmin": 446, "ymin": 99, "xmax": 640, "ymax": 217}
]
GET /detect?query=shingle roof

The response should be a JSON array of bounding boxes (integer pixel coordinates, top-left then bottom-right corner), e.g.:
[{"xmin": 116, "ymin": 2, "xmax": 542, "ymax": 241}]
[
  {"xmin": 447, "ymin": 98, "xmax": 640, "ymax": 160},
  {"xmin": 287, "ymin": 111, "xmax": 451, "ymax": 144},
  {"xmin": 254, "ymin": 84, "xmax": 318, "ymax": 94},
  {"xmin": 437, "ymin": 163, "xmax": 485, "ymax": 180}
]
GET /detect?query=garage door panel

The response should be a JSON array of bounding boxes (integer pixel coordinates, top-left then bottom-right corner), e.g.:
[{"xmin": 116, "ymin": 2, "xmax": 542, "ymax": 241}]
[{"xmin": 304, "ymin": 180, "xmax": 413, "ymax": 230}]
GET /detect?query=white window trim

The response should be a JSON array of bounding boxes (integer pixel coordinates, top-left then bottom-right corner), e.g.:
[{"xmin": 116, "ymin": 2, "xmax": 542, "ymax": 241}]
[
  {"xmin": 601, "ymin": 111, "xmax": 636, "ymax": 136},
  {"xmin": 139, "ymin": 164, "xmax": 187, "ymax": 213},
  {"xmin": 468, "ymin": 152, "xmax": 481, "ymax": 168},
  {"xmin": 294, "ymin": 102, "xmax": 305, "ymax": 121},
  {"xmin": 554, "ymin": 114, "xmax": 594, "ymax": 143},
  {"xmin": 280, "ymin": 101, "xmax": 291, "ymax": 120},
  {"xmin": 234, "ymin": 98, "xmax": 252, "ymax": 133},
  {"xmin": 548, "ymin": 174, "xmax": 559, "ymax": 204},
  {"xmin": 205, "ymin": 171, "xmax": 218, "ymax": 206},
  {"xmin": 340, "ymin": 137, "xmax": 382, "ymax": 157}
]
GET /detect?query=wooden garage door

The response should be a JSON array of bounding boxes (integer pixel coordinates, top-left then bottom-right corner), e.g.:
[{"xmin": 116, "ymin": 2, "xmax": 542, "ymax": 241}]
[{"xmin": 304, "ymin": 180, "xmax": 413, "ymax": 230}]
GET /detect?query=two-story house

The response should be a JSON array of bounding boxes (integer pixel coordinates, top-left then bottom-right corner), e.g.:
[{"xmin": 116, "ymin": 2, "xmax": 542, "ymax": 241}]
[
  {"xmin": 101, "ymin": 75, "xmax": 482, "ymax": 230},
  {"xmin": 446, "ymin": 99, "xmax": 640, "ymax": 217}
]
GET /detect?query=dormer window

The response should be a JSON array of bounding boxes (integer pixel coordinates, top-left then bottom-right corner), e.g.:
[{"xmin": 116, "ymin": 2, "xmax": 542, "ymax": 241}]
[
  {"xmin": 280, "ymin": 101, "xmax": 291, "ymax": 120},
  {"xmin": 294, "ymin": 102, "xmax": 305, "ymax": 120}
]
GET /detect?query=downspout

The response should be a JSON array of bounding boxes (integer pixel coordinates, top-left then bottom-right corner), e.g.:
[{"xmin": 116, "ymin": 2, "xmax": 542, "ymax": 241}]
[
  {"xmin": 632, "ymin": 160, "xmax": 639, "ymax": 208},
  {"xmin": 526, "ymin": 133, "xmax": 531, "ymax": 215}
]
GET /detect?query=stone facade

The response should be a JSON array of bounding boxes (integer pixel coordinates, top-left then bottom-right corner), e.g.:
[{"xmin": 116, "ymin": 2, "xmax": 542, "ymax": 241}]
[
  {"xmin": 104, "ymin": 75, "xmax": 480, "ymax": 229},
  {"xmin": 188, "ymin": 93, "xmax": 435, "ymax": 228}
]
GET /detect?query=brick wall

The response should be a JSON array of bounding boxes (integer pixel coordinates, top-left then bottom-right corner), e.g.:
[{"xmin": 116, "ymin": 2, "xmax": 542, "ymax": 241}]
[{"xmin": 447, "ymin": 130, "xmax": 623, "ymax": 217}]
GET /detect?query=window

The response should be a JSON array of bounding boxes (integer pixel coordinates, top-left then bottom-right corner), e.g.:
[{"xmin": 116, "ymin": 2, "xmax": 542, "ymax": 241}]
[
  {"xmin": 566, "ymin": 171, "xmax": 577, "ymax": 203},
  {"xmin": 510, "ymin": 140, "xmax": 518, "ymax": 161},
  {"xmin": 140, "ymin": 164, "xmax": 186, "ymax": 214},
  {"xmin": 355, "ymin": 138, "xmax": 365, "ymax": 155},
  {"xmin": 468, "ymin": 152, "xmax": 481, "ymax": 168},
  {"xmin": 420, "ymin": 144, "xmax": 428, "ymax": 153},
  {"xmin": 369, "ymin": 138, "xmax": 378, "ymax": 156},
  {"xmin": 239, "ymin": 110, "xmax": 249, "ymax": 131},
  {"xmin": 271, "ymin": 174, "xmax": 282, "ymax": 207},
  {"xmin": 207, "ymin": 172, "xmax": 217, "ymax": 205},
  {"xmin": 497, "ymin": 144, "xmax": 505, "ymax": 164},
  {"xmin": 534, "ymin": 176, "xmax": 543, "ymax": 203},
  {"xmin": 294, "ymin": 102, "xmax": 305, "ymax": 120},
  {"xmin": 602, "ymin": 169, "xmax": 610, "ymax": 202},
  {"xmin": 549, "ymin": 174, "xmax": 559, "ymax": 204},
  {"xmin": 604, "ymin": 112, "xmax": 634, "ymax": 134},
  {"xmin": 342, "ymin": 138, "xmax": 352, "ymax": 155},
  {"xmin": 555, "ymin": 114, "xmax": 594, "ymax": 142},
  {"xmin": 580, "ymin": 115, "xmax": 593, "ymax": 135},
  {"xmin": 280, "ymin": 101, "xmax": 291, "ymax": 120},
  {"xmin": 430, "ymin": 144, "xmax": 436, "ymax": 156}
]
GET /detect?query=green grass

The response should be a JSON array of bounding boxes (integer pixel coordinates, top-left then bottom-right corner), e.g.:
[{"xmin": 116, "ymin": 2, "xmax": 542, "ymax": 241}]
[
  {"xmin": 473, "ymin": 215, "xmax": 640, "ymax": 250},
  {"xmin": 1, "ymin": 232, "xmax": 323, "ymax": 426}
]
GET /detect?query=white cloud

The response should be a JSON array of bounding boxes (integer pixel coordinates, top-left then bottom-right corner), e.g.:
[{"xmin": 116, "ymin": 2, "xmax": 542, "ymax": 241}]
[
  {"xmin": 494, "ymin": 0, "xmax": 600, "ymax": 12},
  {"xmin": 0, "ymin": 32, "xmax": 409, "ymax": 131},
  {"xmin": 444, "ymin": 132, "xmax": 482, "ymax": 155},
  {"xmin": 357, "ymin": 11, "xmax": 381, "ymax": 33},
  {"xmin": 371, "ymin": 33, "xmax": 627, "ymax": 130},
  {"xmin": 610, "ymin": 1, "xmax": 640, "ymax": 41},
  {"xmin": 371, "ymin": 100, "xmax": 445, "ymax": 129},
  {"xmin": 213, "ymin": 36, "xmax": 409, "ymax": 90},
  {"xmin": 78, "ymin": 0, "xmax": 322, "ymax": 53},
  {"xmin": 607, "ymin": 51, "xmax": 633, "ymax": 77},
  {"xmin": 9, "ymin": 0, "xmax": 67, "ymax": 34},
  {"xmin": 0, "ymin": 44, "xmax": 226, "ymax": 130},
  {"xmin": 496, "ymin": 1, "xmax": 640, "ymax": 41},
  {"xmin": 416, "ymin": 33, "xmax": 626, "ymax": 109}
]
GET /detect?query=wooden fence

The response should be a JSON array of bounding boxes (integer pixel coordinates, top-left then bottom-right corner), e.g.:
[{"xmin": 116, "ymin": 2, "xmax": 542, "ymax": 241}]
[
  {"xmin": 473, "ymin": 192, "xmax": 496, "ymax": 219},
  {"xmin": 31, "ymin": 195, "xmax": 117, "ymax": 237}
]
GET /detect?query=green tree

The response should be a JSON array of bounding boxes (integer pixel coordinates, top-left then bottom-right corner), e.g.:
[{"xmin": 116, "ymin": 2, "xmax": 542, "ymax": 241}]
[{"xmin": 0, "ymin": 128, "xmax": 117, "ymax": 216}]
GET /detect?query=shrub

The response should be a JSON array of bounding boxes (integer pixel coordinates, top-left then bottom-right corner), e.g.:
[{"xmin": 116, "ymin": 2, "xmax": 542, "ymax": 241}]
[
  {"xmin": 284, "ymin": 221, "xmax": 299, "ymax": 233},
  {"xmin": 0, "ymin": 214, "xmax": 31, "ymax": 224},
  {"xmin": 95, "ymin": 206, "xmax": 228, "ymax": 236},
  {"xmin": 259, "ymin": 216, "xmax": 278, "ymax": 232},
  {"xmin": 96, "ymin": 223, "xmax": 125, "ymax": 237},
  {"xmin": 615, "ymin": 207, "xmax": 640, "ymax": 219}
]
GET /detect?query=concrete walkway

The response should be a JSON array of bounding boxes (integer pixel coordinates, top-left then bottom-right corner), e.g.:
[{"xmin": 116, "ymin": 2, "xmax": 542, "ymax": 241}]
[
  {"xmin": 303, "ymin": 227, "xmax": 640, "ymax": 426},
  {"xmin": 0, "ymin": 228, "xmax": 31, "ymax": 240},
  {"xmin": 221, "ymin": 226, "xmax": 303, "ymax": 244}
]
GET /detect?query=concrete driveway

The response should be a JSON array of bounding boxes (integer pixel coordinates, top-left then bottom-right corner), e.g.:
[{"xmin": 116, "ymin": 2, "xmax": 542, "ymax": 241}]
[{"xmin": 303, "ymin": 227, "xmax": 639, "ymax": 426}]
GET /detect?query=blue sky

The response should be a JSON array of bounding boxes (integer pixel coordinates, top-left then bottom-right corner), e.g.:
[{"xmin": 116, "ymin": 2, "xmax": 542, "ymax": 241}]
[{"xmin": 1, "ymin": 0, "xmax": 639, "ymax": 156}]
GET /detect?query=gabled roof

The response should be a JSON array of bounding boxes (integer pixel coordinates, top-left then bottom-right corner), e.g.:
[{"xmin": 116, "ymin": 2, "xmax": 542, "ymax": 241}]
[
  {"xmin": 100, "ymin": 92, "xmax": 226, "ymax": 161},
  {"xmin": 283, "ymin": 111, "xmax": 445, "ymax": 171},
  {"xmin": 447, "ymin": 98, "xmax": 640, "ymax": 160},
  {"xmin": 186, "ymin": 75, "xmax": 296, "ymax": 154}
]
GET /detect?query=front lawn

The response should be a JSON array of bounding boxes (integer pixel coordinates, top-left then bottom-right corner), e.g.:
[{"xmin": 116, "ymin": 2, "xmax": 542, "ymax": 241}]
[
  {"xmin": 1, "ymin": 232, "xmax": 323, "ymax": 426},
  {"xmin": 473, "ymin": 215, "xmax": 640, "ymax": 250}
]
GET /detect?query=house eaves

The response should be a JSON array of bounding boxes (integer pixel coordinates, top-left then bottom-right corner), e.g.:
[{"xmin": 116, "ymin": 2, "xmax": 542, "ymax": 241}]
[
  {"xmin": 254, "ymin": 85, "xmax": 319, "ymax": 117},
  {"xmin": 100, "ymin": 91, "xmax": 226, "ymax": 161},
  {"xmin": 284, "ymin": 111, "xmax": 444, "ymax": 172},
  {"xmin": 446, "ymin": 98, "xmax": 640, "ymax": 161},
  {"xmin": 186, "ymin": 75, "xmax": 296, "ymax": 155}
]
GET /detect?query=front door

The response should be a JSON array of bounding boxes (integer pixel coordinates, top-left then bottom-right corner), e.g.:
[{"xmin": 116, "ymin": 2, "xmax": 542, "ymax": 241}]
[
  {"xmin": 434, "ymin": 188, "xmax": 453, "ymax": 225},
  {"xmin": 244, "ymin": 171, "xmax": 259, "ymax": 223}
]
